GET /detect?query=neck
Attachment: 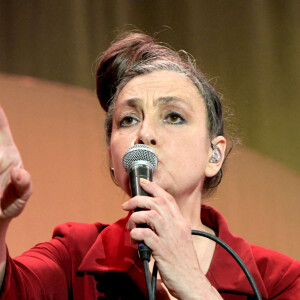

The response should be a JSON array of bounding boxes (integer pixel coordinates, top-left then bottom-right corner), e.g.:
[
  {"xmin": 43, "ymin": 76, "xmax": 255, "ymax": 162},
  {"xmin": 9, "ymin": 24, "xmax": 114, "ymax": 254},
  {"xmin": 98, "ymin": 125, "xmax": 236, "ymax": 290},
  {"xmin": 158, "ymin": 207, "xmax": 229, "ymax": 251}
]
[{"xmin": 175, "ymin": 187, "xmax": 207, "ymax": 231}]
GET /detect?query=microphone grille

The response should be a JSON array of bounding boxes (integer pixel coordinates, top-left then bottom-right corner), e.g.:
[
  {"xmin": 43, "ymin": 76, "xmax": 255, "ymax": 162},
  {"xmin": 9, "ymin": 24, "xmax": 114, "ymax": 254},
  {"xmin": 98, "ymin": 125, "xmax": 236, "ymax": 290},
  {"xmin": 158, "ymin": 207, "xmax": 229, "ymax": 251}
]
[{"xmin": 122, "ymin": 144, "xmax": 158, "ymax": 172}]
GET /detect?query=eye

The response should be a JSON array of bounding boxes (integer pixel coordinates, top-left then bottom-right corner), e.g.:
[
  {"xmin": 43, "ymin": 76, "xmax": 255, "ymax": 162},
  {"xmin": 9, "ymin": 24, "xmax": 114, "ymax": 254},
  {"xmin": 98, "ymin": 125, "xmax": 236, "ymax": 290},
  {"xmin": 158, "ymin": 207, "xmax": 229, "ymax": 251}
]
[
  {"xmin": 119, "ymin": 115, "xmax": 139, "ymax": 127},
  {"xmin": 164, "ymin": 112, "xmax": 186, "ymax": 125}
]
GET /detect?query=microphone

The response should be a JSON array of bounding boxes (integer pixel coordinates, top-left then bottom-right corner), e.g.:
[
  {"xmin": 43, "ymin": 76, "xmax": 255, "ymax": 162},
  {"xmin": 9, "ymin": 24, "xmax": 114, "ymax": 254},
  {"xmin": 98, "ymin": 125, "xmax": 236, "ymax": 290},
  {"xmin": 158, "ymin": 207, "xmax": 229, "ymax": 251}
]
[{"xmin": 122, "ymin": 144, "xmax": 158, "ymax": 261}]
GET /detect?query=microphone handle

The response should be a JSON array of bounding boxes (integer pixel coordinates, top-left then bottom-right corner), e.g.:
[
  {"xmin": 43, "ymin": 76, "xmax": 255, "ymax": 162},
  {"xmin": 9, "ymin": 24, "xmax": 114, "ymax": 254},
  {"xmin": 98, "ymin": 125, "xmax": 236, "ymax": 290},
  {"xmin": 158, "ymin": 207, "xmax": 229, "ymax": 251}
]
[
  {"xmin": 129, "ymin": 164, "xmax": 153, "ymax": 261},
  {"xmin": 129, "ymin": 164, "xmax": 153, "ymax": 197}
]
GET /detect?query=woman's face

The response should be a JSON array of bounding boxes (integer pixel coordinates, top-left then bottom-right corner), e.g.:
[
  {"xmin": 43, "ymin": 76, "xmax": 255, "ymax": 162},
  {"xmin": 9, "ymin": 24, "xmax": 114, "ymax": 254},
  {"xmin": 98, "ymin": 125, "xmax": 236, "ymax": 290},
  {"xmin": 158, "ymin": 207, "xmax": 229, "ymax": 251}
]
[{"xmin": 109, "ymin": 70, "xmax": 221, "ymax": 199}]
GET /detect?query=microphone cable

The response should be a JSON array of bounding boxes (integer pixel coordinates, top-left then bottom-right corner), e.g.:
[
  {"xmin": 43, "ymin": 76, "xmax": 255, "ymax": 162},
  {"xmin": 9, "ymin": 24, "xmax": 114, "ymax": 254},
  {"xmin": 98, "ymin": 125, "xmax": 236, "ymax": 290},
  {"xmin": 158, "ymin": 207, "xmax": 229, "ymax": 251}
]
[
  {"xmin": 191, "ymin": 230, "xmax": 262, "ymax": 300},
  {"xmin": 123, "ymin": 146, "xmax": 261, "ymax": 299},
  {"xmin": 141, "ymin": 230, "xmax": 262, "ymax": 300}
]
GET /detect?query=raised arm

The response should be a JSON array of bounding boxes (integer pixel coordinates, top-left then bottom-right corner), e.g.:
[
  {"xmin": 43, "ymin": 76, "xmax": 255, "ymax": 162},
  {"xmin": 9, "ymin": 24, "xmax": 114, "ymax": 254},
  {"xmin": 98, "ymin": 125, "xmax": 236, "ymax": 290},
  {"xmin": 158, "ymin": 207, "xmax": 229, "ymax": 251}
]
[{"xmin": 0, "ymin": 106, "xmax": 32, "ymax": 287}]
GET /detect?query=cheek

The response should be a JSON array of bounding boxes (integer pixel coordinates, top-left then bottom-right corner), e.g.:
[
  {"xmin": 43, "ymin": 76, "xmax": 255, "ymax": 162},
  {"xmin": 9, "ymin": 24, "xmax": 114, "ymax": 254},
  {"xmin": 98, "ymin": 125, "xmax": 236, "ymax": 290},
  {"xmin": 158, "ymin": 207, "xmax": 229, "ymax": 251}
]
[
  {"xmin": 176, "ymin": 129, "xmax": 209, "ymax": 156},
  {"xmin": 166, "ymin": 131, "xmax": 210, "ymax": 177},
  {"xmin": 110, "ymin": 143, "xmax": 126, "ymax": 176},
  {"xmin": 109, "ymin": 135, "xmax": 133, "ymax": 194},
  {"xmin": 110, "ymin": 132, "xmax": 130, "ymax": 164},
  {"xmin": 111, "ymin": 148, "xmax": 131, "ymax": 194}
]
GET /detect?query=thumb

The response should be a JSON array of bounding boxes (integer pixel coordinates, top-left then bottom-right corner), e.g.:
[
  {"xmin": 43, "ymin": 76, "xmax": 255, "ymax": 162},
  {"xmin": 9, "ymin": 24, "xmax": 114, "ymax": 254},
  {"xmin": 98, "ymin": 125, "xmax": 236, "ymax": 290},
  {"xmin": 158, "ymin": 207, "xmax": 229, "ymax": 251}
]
[{"xmin": 11, "ymin": 168, "xmax": 33, "ymax": 201}]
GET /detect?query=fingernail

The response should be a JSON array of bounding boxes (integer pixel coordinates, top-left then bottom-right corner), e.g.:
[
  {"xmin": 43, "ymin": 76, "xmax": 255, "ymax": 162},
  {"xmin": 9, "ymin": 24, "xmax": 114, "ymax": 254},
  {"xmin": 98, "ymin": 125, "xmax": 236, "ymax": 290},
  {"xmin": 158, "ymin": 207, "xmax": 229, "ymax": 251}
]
[
  {"xmin": 15, "ymin": 169, "xmax": 22, "ymax": 181},
  {"xmin": 18, "ymin": 170, "xmax": 23, "ymax": 181},
  {"xmin": 122, "ymin": 201, "xmax": 128, "ymax": 208},
  {"xmin": 140, "ymin": 178, "xmax": 150, "ymax": 185}
]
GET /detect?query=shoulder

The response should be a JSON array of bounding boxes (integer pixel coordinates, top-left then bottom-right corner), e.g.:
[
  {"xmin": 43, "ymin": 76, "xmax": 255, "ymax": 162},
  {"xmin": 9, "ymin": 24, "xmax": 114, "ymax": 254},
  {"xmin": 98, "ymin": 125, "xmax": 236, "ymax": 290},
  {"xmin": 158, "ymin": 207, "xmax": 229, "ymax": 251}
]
[
  {"xmin": 52, "ymin": 221, "xmax": 109, "ymax": 254},
  {"xmin": 202, "ymin": 205, "xmax": 300, "ymax": 298},
  {"xmin": 251, "ymin": 244, "xmax": 300, "ymax": 297},
  {"xmin": 53, "ymin": 221, "xmax": 108, "ymax": 238}
]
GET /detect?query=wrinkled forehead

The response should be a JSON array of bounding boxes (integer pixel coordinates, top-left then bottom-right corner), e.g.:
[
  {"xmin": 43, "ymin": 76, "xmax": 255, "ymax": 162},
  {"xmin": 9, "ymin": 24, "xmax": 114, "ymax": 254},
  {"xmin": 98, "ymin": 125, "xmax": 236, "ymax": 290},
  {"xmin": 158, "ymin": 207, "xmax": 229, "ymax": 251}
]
[{"xmin": 114, "ymin": 70, "xmax": 204, "ymax": 109}]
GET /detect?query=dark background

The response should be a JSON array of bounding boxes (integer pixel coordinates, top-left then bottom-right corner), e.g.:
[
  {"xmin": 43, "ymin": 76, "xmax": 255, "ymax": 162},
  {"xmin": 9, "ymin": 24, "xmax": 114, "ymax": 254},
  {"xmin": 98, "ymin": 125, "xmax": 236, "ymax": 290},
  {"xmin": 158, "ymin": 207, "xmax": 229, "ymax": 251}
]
[
  {"xmin": 1, "ymin": 0, "xmax": 299, "ymax": 175},
  {"xmin": 0, "ymin": 0, "xmax": 299, "ymax": 260}
]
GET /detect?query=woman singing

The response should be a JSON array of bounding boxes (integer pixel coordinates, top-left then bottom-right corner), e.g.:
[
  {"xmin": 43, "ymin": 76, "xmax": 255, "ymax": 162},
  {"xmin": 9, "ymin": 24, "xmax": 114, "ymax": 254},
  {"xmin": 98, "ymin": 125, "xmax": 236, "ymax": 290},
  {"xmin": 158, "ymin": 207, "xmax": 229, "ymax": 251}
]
[{"xmin": 0, "ymin": 32, "xmax": 298, "ymax": 299}]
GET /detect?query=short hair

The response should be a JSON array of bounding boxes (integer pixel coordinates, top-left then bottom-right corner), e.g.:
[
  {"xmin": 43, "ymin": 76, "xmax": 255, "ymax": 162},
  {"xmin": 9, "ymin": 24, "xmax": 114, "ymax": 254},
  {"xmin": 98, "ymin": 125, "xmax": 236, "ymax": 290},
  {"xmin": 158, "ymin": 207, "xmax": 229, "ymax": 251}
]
[{"xmin": 96, "ymin": 31, "xmax": 225, "ymax": 193}]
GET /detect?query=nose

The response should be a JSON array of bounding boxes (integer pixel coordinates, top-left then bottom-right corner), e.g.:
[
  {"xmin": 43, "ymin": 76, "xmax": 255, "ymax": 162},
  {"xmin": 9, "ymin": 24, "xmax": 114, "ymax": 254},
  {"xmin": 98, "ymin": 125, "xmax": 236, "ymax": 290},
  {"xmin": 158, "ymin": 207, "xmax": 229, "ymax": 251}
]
[
  {"xmin": 135, "ymin": 117, "xmax": 158, "ymax": 146},
  {"xmin": 140, "ymin": 139, "xmax": 156, "ymax": 146}
]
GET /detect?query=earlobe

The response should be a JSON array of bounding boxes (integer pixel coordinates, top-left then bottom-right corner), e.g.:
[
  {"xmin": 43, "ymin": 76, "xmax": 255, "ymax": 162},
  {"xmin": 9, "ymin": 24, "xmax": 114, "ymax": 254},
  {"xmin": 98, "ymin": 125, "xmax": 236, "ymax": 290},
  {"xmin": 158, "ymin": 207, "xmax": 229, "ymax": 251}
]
[
  {"xmin": 107, "ymin": 146, "xmax": 120, "ymax": 186},
  {"xmin": 205, "ymin": 136, "xmax": 226, "ymax": 177},
  {"xmin": 108, "ymin": 145, "xmax": 114, "ymax": 174},
  {"xmin": 108, "ymin": 146, "xmax": 112, "ymax": 161},
  {"xmin": 108, "ymin": 145, "xmax": 114, "ymax": 170}
]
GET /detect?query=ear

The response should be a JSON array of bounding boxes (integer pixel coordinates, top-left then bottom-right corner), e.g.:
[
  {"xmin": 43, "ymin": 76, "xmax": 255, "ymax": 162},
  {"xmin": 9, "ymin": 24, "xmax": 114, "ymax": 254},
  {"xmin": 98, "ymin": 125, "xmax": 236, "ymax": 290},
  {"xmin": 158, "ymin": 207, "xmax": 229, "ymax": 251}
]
[
  {"xmin": 108, "ymin": 145, "xmax": 113, "ymax": 168},
  {"xmin": 205, "ymin": 136, "xmax": 226, "ymax": 178},
  {"xmin": 107, "ymin": 145, "xmax": 120, "ymax": 186}
]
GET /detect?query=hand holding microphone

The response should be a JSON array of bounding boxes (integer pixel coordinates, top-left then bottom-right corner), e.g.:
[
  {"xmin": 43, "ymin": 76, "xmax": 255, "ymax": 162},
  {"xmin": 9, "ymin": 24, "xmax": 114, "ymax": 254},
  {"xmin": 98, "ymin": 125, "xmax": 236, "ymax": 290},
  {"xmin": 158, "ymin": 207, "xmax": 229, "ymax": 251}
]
[
  {"xmin": 122, "ymin": 145, "xmax": 207, "ymax": 299},
  {"xmin": 122, "ymin": 144, "xmax": 158, "ymax": 262}
]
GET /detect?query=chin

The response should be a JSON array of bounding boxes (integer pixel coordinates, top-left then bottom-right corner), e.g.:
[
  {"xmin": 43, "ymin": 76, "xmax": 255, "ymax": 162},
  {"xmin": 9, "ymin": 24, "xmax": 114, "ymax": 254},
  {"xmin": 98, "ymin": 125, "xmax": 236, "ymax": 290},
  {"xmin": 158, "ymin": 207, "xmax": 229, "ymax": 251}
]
[
  {"xmin": 153, "ymin": 173, "xmax": 174, "ymax": 195},
  {"xmin": 152, "ymin": 171, "xmax": 163, "ymax": 185}
]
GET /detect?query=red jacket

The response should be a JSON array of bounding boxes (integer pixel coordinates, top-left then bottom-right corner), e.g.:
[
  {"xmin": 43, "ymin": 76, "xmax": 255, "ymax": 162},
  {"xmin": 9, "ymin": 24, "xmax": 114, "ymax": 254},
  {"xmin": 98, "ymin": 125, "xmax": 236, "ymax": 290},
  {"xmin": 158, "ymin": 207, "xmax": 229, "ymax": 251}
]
[{"xmin": 1, "ymin": 205, "xmax": 299, "ymax": 299}]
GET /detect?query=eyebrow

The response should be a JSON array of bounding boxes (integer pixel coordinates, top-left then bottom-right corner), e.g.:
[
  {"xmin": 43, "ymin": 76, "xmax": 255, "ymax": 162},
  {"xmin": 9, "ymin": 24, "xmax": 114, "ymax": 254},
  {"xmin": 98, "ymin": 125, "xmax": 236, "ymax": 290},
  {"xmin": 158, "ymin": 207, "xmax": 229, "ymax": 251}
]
[
  {"xmin": 157, "ymin": 96, "xmax": 190, "ymax": 107},
  {"xmin": 157, "ymin": 96, "xmax": 193, "ymax": 111}
]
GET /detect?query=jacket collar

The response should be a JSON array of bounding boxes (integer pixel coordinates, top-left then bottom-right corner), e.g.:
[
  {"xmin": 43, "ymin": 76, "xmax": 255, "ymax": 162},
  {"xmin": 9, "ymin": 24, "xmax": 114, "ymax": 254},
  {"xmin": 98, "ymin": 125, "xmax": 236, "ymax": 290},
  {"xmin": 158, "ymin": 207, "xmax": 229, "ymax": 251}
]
[
  {"xmin": 78, "ymin": 212, "xmax": 141, "ymax": 273},
  {"xmin": 78, "ymin": 205, "xmax": 268, "ymax": 298},
  {"xmin": 78, "ymin": 212, "xmax": 147, "ymax": 296},
  {"xmin": 202, "ymin": 205, "xmax": 268, "ymax": 298}
]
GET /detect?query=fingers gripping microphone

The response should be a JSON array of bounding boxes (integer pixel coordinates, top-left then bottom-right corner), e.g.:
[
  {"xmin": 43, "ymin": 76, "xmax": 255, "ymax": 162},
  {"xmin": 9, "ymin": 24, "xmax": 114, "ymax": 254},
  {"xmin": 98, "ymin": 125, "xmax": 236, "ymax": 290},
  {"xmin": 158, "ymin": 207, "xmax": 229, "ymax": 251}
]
[{"xmin": 122, "ymin": 144, "xmax": 158, "ymax": 262}]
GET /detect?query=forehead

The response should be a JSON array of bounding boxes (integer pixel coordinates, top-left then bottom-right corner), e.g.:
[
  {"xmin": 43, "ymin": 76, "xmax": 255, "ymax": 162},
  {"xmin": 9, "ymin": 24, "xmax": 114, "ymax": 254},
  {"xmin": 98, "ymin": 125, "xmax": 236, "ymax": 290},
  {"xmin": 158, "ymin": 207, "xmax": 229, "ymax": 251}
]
[{"xmin": 116, "ymin": 70, "xmax": 204, "ymax": 107}]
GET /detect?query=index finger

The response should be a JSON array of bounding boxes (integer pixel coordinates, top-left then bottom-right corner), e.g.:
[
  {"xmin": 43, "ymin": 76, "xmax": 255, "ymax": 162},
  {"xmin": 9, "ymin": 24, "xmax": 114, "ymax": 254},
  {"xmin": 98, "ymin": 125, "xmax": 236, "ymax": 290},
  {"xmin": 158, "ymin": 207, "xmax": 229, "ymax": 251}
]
[
  {"xmin": 139, "ymin": 179, "xmax": 176, "ymax": 205},
  {"xmin": 0, "ymin": 106, "xmax": 17, "ymax": 147}
]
